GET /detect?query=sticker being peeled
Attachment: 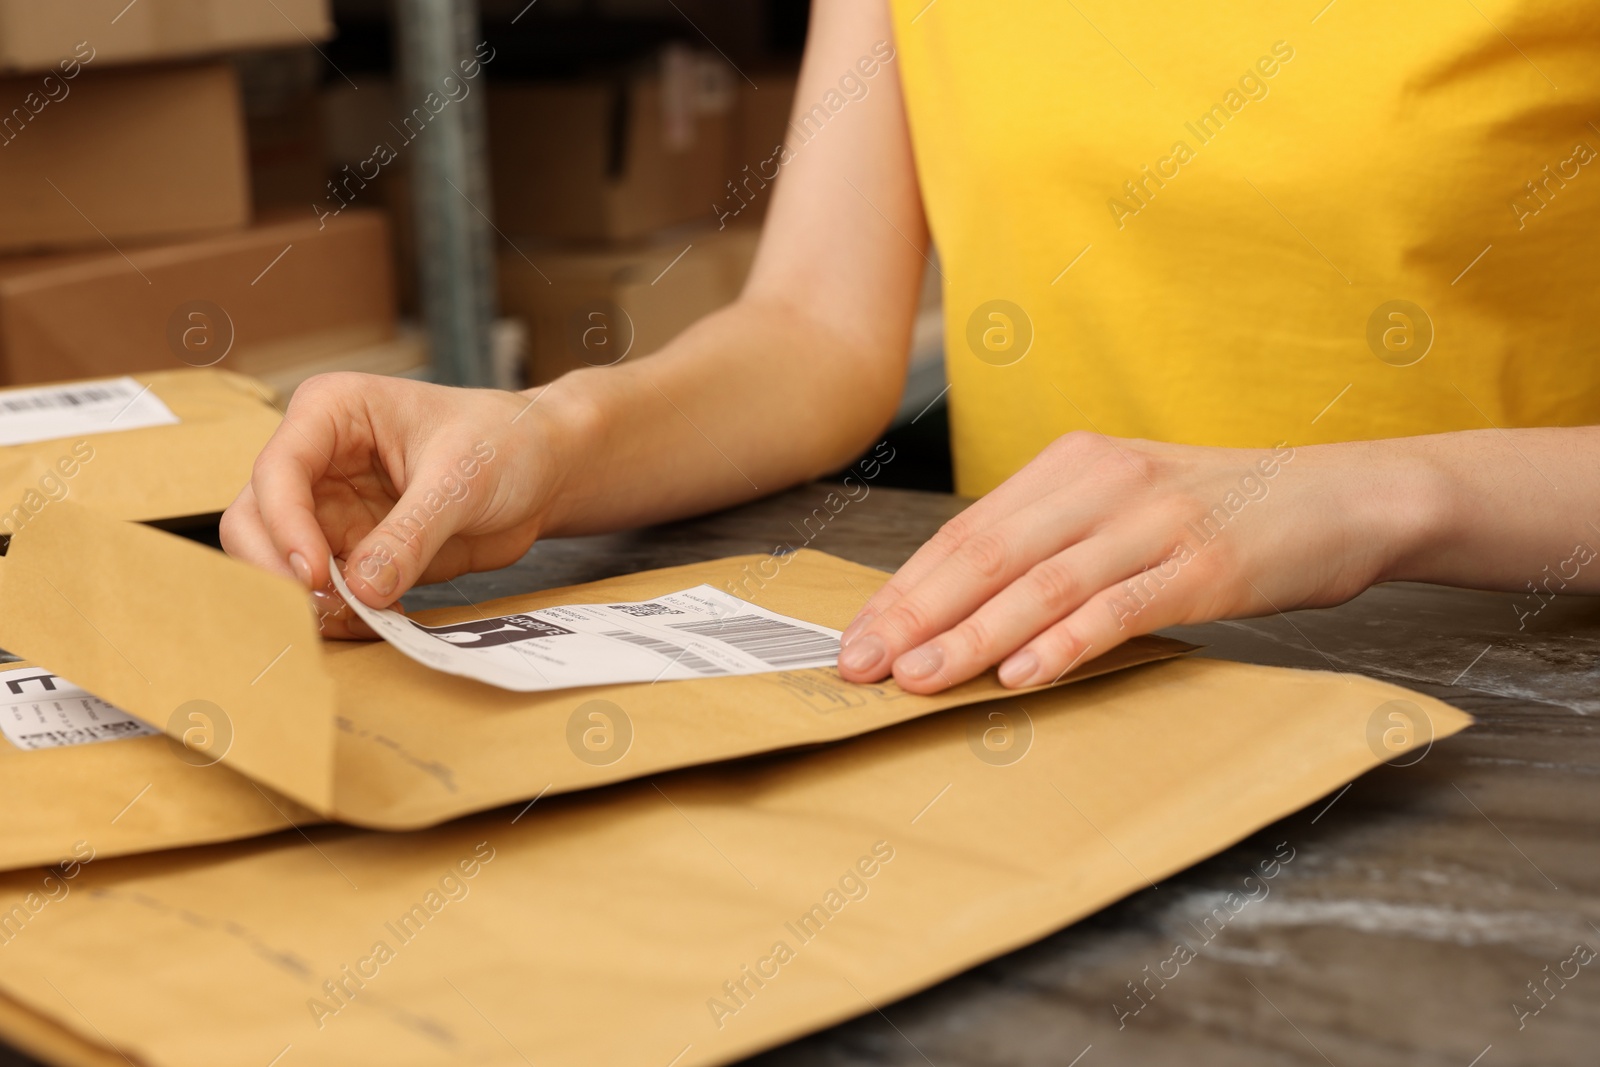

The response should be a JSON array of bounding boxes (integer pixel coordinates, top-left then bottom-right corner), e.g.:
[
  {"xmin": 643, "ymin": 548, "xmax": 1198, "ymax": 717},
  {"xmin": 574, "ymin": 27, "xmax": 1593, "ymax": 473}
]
[
  {"xmin": 330, "ymin": 565, "xmax": 843, "ymax": 692},
  {"xmin": 0, "ymin": 668, "xmax": 158, "ymax": 750},
  {"xmin": 0, "ymin": 376, "xmax": 179, "ymax": 447}
]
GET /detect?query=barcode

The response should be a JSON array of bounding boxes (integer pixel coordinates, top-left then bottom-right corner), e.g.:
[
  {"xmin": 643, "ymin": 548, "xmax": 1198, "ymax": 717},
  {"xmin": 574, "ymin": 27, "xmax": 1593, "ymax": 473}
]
[
  {"xmin": 607, "ymin": 602, "xmax": 685, "ymax": 617},
  {"xmin": 13, "ymin": 719, "xmax": 153, "ymax": 750},
  {"xmin": 0, "ymin": 384, "xmax": 130, "ymax": 414},
  {"xmin": 668, "ymin": 614, "xmax": 839, "ymax": 668},
  {"xmin": 600, "ymin": 630, "xmax": 726, "ymax": 675}
]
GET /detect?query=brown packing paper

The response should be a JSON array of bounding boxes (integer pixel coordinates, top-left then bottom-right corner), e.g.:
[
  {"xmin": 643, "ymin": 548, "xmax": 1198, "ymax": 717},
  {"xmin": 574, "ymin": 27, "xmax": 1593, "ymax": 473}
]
[
  {"xmin": 0, "ymin": 368, "xmax": 280, "ymax": 527},
  {"xmin": 0, "ymin": 501, "xmax": 1189, "ymax": 834},
  {"xmin": 0, "ymin": 658, "xmax": 1471, "ymax": 1066}
]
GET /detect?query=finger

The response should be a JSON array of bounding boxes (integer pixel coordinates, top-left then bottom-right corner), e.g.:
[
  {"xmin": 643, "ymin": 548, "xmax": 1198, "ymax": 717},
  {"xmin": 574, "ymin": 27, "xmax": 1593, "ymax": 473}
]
[
  {"xmin": 997, "ymin": 549, "xmax": 1207, "ymax": 688},
  {"xmin": 309, "ymin": 583, "xmax": 407, "ymax": 641},
  {"xmin": 413, "ymin": 532, "xmax": 486, "ymax": 588},
  {"xmin": 218, "ymin": 486, "xmax": 297, "ymax": 580},
  {"xmin": 842, "ymin": 434, "xmax": 1108, "ymax": 639},
  {"xmin": 888, "ymin": 527, "xmax": 1183, "ymax": 694},
  {"xmin": 221, "ymin": 486, "xmax": 374, "ymax": 639},
  {"xmin": 251, "ymin": 403, "xmax": 345, "ymax": 591},
  {"xmin": 836, "ymin": 490, "xmax": 1106, "ymax": 682},
  {"xmin": 844, "ymin": 500, "xmax": 1021, "ymax": 642},
  {"xmin": 310, "ymin": 587, "xmax": 371, "ymax": 640},
  {"xmin": 341, "ymin": 457, "xmax": 478, "ymax": 607}
]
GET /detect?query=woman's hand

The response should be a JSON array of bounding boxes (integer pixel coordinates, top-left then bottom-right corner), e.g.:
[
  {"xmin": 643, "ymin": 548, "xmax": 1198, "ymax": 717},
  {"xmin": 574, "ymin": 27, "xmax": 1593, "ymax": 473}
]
[
  {"xmin": 221, "ymin": 373, "xmax": 581, "ymax": 638},
  {"xmin": 836, "ymin": 431, "xmax": 1438, "ymax": 693}
]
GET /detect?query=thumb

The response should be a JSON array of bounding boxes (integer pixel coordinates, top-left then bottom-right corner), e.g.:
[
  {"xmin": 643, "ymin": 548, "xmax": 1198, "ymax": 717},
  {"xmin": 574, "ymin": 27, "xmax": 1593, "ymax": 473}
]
[{"xmin": 342, "ymin": 470, "xmax": 473, "ymax": 606}]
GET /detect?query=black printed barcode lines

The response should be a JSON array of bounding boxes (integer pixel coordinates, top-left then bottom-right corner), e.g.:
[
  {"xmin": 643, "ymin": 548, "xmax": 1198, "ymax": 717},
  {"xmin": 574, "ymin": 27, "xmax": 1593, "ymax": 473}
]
[
  {"xmin": 599, "ymin": 631, "xmax": 726, "ymax": 675},
  {"xmin": 667, "ymin": 615, "xmax": 840, "ymax": 668}
]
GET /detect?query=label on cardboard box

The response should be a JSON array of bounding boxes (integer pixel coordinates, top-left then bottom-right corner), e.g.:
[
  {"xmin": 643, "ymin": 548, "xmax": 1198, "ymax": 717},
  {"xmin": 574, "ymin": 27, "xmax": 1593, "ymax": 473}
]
[
  {"xmin": 0, "ymin": 667, "xmax": 156, "ymax": 750},
  {"xmin": 0, "ymin": 377, "xmax": 179, "ymax": 447},
  {"xmin": 331, "ymin": 566, "xmax": 843, "ymax": 692}
]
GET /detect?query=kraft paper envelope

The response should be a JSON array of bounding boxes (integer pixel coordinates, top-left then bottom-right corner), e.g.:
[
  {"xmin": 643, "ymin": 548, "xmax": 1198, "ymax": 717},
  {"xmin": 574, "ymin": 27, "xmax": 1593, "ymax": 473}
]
[
  {"xmin": 0, "ymin": 500, "xmax": 1190, "ymax": 834},
  {"xmin": 0, "ymin": 368, "xmax": 279, "ymax": 528},
  {"xmin": 0, "ymin": 654, "xmax": 315, "ymax": 873},
  {"xmin": 0, "ymin": 658, "xmax": 1471, "ymax": 1067}
]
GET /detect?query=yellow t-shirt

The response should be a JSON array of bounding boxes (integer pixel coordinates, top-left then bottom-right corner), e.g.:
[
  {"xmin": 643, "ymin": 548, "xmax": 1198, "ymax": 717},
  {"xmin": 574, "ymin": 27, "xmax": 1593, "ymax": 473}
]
[{"xmin": 889, "ymin": 0, "xmax": 1600, "ymax": 495}]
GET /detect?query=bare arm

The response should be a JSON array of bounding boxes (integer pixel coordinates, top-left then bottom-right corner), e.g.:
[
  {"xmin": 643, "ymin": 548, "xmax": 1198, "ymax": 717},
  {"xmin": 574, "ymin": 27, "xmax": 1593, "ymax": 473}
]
[
  {"xmin": 1384, "ymin": 426, "xmax": 1600, "ymax": 594},
  {"xmin": 543, "ymin": 0, "xmax": 927, "ymax": 534},
  {"xmin": 221, "ymin": 0, "xmax": 928, "ymax": 614},
  {"xmin": 834, "ymin": 426, "xmax": 1600, "ymax": 694}
]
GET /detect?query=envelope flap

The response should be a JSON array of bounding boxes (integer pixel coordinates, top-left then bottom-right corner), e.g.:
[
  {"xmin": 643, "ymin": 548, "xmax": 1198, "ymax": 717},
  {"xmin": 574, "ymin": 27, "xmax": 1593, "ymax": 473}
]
[{"xmin": 0, "ymin": 500, "xmax": 336, "ymax": 811}]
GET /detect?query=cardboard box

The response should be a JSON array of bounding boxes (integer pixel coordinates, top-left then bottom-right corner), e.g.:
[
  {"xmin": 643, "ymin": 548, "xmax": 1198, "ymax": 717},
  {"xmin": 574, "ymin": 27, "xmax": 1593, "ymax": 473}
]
[
  {"xmin": 245, "ymin": 322, "xmax": 429, "ymax": 403},
  {"xmin": 488, "ymin": 50, "xmax": 736, "ymax": 242},
  {"xmin": 499, "ymin": 224, "xmax": 759, "ymax": 384},
  {"xmin": 245, "ymin": 90, "xmax": 324, "ymax": 212},
  {"xmin": 0, "ymin": 62, "xmax": 250, "ymax": 254},
  {"xmin": 320, "ymin": 80, "xmax": 424, "ymax": 312},
  {"xmin": 0, "ymin": 0, "xmax": 332, "ymax": 74},
  {"xmin": 0, "ymin": 210, "xmax": 396, "ymax": 386},
  {"xmin": 237, "ymin": 48, "xmax": 325, "ymax": 212}
]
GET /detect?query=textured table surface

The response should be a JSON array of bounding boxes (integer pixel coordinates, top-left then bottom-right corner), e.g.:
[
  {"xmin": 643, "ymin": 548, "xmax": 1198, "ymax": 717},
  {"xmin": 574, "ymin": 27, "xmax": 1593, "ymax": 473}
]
[{"xmin": 5, "ymin": 484, "xmax": 1597, "ymax": 1065}]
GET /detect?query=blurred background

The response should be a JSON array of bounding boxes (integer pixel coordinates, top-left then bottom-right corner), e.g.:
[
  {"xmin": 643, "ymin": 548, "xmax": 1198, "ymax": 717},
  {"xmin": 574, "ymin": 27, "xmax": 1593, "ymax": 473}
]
[{"xmin": 0, "ymin": 0, "xmax": 951, "ymax": 490}]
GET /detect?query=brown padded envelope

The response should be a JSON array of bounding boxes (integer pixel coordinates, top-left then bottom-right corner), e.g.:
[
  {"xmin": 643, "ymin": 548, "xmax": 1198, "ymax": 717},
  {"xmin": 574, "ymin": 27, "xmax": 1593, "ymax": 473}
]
[
  {"xmin": 0, "ymin": 368, "xmax": 278, "ymax": 524},
  {"xmin": 0, "ymin": 501, "xmax": 1187, "ymax": 865},
  {"xmin": 0, "ymin": 657, "xmax": 1468, "ymax": 1066}
]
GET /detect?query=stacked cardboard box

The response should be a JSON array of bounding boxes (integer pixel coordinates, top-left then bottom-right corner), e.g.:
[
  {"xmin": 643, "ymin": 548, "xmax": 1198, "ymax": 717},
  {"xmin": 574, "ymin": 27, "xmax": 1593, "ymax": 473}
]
[
  {"xmin": 0, "ymin": 0, "xmax": 333, "ymax": 74},
  {"xmin": 319, "ymin": 79, "xmax": 422, "ymax": 316},
  {"xmin": 0, "ymin": 211, "xmax": 395, "ymax": 385},
  {"xmin": 487, "ymin": 51, "xmax": 735, "ymax": 243},
  {"xmin": 488, "ymin": 48, "xmax": 799, "ymax": 385},
  {"xmin": 498, "ymin": 226, "xmax": 761, "ymax": 383},
  {"xmin": 235, "ymin": 47, "xmax": 326, "ymax": 212},
  {"xmin": 0, "ymin": 0, "xmax": 405, "ymax": 392},
  {"xmin": 0, "ymin": 62, "xmax": 249, "ymax": 254}
]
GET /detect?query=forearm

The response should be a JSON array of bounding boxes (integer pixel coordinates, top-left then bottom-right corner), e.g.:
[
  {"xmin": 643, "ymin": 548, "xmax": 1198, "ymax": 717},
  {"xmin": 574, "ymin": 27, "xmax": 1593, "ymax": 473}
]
[
  {"xmin": 1373, "ymin": 427, "xmax": 1600, "ymax": 594},
  {"xmin": 520, "ymin": 0, "xmax": 922, "ymax": 539},
  {"xmin": 530, "ymin": 290, "xmax": 910, "ymax": 537}
]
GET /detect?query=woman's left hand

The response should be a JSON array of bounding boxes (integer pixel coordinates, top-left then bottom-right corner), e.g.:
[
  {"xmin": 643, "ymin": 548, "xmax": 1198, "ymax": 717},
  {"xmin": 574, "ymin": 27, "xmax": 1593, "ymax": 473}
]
[{"xmin": 836, "ymin": 431, "xmax": 1432, "ymax": 693}]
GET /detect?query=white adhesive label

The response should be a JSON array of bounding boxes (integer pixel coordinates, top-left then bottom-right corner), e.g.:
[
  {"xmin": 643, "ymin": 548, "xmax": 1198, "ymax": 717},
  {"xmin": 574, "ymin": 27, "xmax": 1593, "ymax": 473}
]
[
  {"xmin": 331, "ymin": 566, "xmax": 842, "ymax": 693},
  {"xmin": 0, "ymin": 668, "xmax": 157, "ymax": 750},
  {"xmin": 0, "ymin": 377, "xmax": 179, "ymax": 447}
]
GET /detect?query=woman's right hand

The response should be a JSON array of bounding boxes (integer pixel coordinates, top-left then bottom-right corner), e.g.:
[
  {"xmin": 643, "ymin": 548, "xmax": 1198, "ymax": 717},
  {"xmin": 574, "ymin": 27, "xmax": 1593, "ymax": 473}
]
[
  {"xmin": 222, "ymin": 0, "xmax": 931, "ymax": 640},
  {"xmin": 220, "ymin": 372, "xmax": 581, "ymax": 638}
]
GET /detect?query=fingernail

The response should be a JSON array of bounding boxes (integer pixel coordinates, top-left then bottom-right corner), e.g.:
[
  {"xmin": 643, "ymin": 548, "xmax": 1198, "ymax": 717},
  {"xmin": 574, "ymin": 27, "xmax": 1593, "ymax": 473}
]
[
  {"xmin": 357, "ymin": 555, "xmax": 399, "ymax": 598},
  {"xmin": 841, "ymin": 613, "xmax": 875, "ymax": 646},
  {"xmin": 288, "ymin": 552, "xmax": 313, "ymax": 588},
  {"xmin": 898, "ymin": 645, "xmax": 943, "ymax": 681},
  {"xmin": 998, "ymin": 651, "xmax": 1039, "ymax": 688},
  {"xmin": 838, "ymin": 634, "xmax": 886, "ymax": 674},
  {"xmin": 309, "ymin": 589, "xmax": 348, "ymax": 633},
  {"xmin": 309, "ymin": 589, "xmax": 343, "ymax": 612}
]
